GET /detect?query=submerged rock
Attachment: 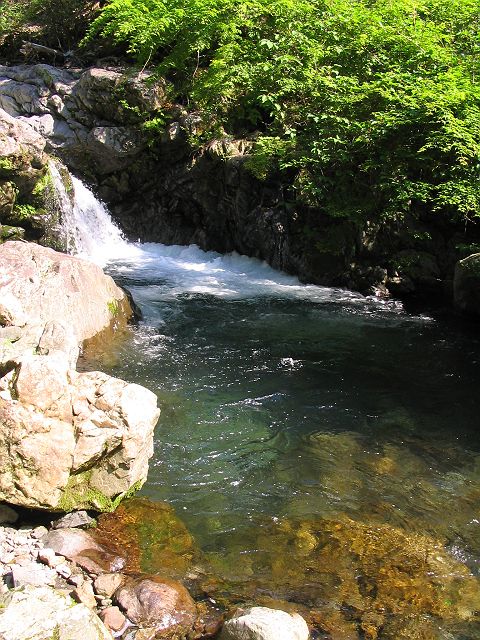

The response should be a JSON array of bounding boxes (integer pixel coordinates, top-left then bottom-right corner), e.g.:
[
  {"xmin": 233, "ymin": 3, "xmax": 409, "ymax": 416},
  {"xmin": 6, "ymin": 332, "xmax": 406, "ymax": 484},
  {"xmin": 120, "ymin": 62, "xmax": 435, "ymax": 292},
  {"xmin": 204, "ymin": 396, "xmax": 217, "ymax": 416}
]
[
  {"xmin": 93, "ymin": 498, "xmax": 197, "ymax": 577},
  {"xmin": 202, "ymin": 514, "xmax": 480, "ymax": 640},
  {"xmin": 0, "ymin": 241, "xmax": 160, "ymax": 511},
  {"xmin": 115, "ymin": 576, "xmax": 197, "ymax": 635},
  {"xmin": 220, "ymin": 606, "xmax": 309, "ymax": 640}
]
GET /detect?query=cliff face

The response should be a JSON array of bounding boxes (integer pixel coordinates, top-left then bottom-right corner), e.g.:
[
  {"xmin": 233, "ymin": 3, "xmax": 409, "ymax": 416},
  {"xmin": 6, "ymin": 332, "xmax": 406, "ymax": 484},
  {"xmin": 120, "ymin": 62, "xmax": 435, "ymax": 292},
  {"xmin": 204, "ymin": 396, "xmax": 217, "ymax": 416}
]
[{"xmin": 0, "ymin": 63, "xmax": 478, "ymax": 306}]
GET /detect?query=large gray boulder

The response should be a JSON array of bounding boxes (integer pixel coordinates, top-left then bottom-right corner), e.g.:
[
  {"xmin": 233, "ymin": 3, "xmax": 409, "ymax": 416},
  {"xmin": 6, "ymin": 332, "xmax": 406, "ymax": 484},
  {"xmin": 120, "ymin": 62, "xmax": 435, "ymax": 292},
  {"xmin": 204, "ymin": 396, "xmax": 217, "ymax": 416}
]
[
  {"xmin": 0, "ymin": 585, "xmax": 112, "ymax": 640},
  {"xmin": 0, "ymin": 240, "xmax": 131, "ymax": 344},
  {"xmin": 454, "ymin": 253, "xmax": 480, "ymax": 317},
  {"xmin": 0, "ymin": 241, "xmax": 160, "ymax": 511},
  {"xmin": 0, "ymin": 64, "xmax": 163, "ymax": 175},
  {"xmin": 220, "ymin": 607, "xmax": 309, "ymax": 640}
]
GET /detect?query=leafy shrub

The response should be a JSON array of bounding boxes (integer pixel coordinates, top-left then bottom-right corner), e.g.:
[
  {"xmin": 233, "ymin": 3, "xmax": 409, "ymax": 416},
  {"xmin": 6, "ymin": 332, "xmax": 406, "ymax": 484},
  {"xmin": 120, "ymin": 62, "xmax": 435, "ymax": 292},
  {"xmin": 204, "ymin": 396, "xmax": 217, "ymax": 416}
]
[{"xmin": 84, "ymin": 0, "xmax": 480, "ymax": 226}]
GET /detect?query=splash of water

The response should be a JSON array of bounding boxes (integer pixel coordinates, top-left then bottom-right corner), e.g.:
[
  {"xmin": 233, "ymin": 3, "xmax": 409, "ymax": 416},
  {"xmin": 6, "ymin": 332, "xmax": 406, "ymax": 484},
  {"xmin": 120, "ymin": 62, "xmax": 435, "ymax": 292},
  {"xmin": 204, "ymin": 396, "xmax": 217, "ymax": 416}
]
[
  {"xmin": 50, "ymin": 163, "xmax": 411, "ymax": 315},
  {"xmin": 49, "ymin": 162, "xmax": 139, "ymax": 266}
]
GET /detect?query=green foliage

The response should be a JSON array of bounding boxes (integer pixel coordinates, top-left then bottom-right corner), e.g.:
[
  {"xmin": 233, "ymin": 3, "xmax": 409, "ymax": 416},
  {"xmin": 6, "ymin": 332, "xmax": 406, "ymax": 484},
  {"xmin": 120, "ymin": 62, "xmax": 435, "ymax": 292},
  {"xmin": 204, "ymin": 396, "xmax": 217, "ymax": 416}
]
[
  {"xmin": 13, "ymin": 204, "xmax": 38, "ymax": 220},
  {"xmin": 107, "ymin": 299, "xmax": 120, "ymax": 316},
  {"xmin": 0, "ymin": 0, "xmax": 29, "ymax": 44},
  {"xmin": 0, "ymin": 0, "xmax": 98, "ymax": 52},
  {"xmin": 32, "ymin": 169, "xmax": 53, "ymax": 196},
  {"xmin": 84, "ymin": 0, "xmax": 480, "ymax": 226},
  {"xmin": 0, "ymin": 158, "xmax": 14, "ymax": 172}
]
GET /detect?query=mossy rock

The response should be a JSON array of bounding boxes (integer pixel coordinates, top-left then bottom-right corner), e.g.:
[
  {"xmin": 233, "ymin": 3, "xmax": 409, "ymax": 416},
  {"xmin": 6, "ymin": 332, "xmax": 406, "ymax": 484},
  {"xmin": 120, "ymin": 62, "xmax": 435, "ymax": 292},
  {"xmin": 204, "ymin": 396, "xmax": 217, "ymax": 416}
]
[
  {"xmin": 0, "ymin": 224, "xmax": 25, "ymax": 242},
  {"xmin": 58, "ymin": 470, "xmax": 144, "ymax": 514},
  {"xmin": 0, "ymin": 181, "xmax": 18, "ymax": 219},
  {"xmin": 93, "ymin": 497, "xmax": 198, "ymax": 577}
]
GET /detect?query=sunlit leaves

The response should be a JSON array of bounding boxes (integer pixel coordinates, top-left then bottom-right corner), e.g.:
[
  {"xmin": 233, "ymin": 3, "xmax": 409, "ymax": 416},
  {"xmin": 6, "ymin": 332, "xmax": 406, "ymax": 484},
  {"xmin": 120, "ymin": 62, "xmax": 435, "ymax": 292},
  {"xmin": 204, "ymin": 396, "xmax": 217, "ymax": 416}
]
[{"xmin": 88, "ymin": 0, "xmax": 480, "ymax": 224}]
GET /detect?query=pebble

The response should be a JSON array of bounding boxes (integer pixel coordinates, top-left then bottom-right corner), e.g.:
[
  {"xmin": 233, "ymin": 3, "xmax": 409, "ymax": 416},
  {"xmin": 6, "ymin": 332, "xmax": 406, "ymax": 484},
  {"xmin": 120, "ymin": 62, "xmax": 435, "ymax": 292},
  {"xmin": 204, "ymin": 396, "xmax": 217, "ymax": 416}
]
[
  {"xmin": 68, "ymin": 574, "xmax": 84, "ymax": 587},
  {"xmin": 0, "ymin": 551, "xmax": 15, "ymax": 564},
  {"xmin": 100, "ymin": 606, "xmax": 127, "ymax": 633},
  {"xmin": 94, "ymin": 572, "xmax": 124, "ymax": 598},
  {"xmin": 37, "ymin": 548, "xmax": 65, "ymax": 568},
  {"xmin": 32, "ymin": 526, "xmax": 49, "ymax": 539},
  {"xmin": 72, "ymin": 581, "xmax": 97, "ymax": 609},
  {"xmin": 13, "ymin": 554, "xmax": 32, "ymax": 567}
]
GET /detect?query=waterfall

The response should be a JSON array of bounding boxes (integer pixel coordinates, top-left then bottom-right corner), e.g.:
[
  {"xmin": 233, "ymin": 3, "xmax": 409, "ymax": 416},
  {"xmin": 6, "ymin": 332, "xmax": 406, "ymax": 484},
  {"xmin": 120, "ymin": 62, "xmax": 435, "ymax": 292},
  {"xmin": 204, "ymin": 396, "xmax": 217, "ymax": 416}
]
[
  {"xmin": 49, "ymin": 162, "xmax": 138, "ymax": 266},
  {"xmin": 48, "ymin": 163, "xmax": 406, "ymax": 312}
]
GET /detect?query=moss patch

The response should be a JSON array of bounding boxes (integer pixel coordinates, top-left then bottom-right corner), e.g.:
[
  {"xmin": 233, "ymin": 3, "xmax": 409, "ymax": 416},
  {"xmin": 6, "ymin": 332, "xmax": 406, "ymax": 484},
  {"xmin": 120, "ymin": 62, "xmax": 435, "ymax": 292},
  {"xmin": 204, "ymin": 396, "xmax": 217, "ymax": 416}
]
[
  {"xmin": 58, "ymin": 471, "xmax": 144, "ymax": 513},
  {"xmin": 106, "ymin": 299, "xmax": 120, "ymax": 317},
  {"xmin": 0, "ymin": 158, "xmax": 14, "ymax": 173},
  {"xmin": 32, "ymin": 167, "xmax": 53, "ymax": 196}
]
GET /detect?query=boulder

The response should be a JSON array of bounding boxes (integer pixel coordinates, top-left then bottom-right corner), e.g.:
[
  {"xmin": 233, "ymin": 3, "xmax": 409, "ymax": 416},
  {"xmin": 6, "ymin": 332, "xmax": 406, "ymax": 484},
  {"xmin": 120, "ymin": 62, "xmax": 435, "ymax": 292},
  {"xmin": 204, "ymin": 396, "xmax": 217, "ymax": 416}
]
[
  {"xmin": 454, "ymin": 253, "xmax": 480, "ymax": 317},
  {"xmin": 115, "ymin": 576, "xmax": 197, "ymax": 635},
  {"xmin": 0, "ymin": 585, "xmax": 112, "ymax": 640},
  {"xmin": 220, "ymin": 607, "xmax": 309, "ymax": 640},
  {"xmin": 0, "ymin": 241, "xmax": 131, "ymax": 344},
  {"xmin": 0, "ymin": 242, "xmax": 160, "ymax": 511}
]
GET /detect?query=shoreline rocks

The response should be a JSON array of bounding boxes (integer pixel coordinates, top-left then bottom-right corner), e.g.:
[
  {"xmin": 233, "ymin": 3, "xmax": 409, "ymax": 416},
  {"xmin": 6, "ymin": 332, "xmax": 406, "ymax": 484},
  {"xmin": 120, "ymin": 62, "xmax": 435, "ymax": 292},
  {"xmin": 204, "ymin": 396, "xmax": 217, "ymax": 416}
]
[
  {"xmin": 0, "ymin": 505, "xmax": 225, "ymax": 639},
  {"xmin": 0, "ymin": 241, "xmax": 160, "ymax": 511}
]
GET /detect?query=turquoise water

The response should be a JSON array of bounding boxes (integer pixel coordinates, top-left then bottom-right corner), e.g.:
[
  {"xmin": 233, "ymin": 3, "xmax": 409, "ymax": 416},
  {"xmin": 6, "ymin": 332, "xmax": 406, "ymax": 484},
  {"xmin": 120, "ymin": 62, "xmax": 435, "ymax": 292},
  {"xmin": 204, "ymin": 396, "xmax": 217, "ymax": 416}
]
[{"xmin": 83, "ymin": 242, "xmax": 480, "ymax": 638}]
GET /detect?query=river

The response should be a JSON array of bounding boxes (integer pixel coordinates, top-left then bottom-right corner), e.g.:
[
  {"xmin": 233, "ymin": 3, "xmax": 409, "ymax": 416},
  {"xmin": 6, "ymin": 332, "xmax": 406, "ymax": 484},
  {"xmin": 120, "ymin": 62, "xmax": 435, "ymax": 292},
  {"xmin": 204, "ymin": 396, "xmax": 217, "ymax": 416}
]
[{"xmin": 66, "ymin": 174, "xmax": 480, "ymax": 639}]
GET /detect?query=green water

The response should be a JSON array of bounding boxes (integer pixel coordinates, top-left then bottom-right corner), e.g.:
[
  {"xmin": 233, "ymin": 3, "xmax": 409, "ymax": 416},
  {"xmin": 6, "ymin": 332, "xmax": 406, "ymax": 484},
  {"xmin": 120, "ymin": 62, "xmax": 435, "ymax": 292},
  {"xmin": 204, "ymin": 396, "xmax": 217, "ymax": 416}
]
[{"xmin": 85, "ymin": 243, "xmax": 480, "ymax": 638}]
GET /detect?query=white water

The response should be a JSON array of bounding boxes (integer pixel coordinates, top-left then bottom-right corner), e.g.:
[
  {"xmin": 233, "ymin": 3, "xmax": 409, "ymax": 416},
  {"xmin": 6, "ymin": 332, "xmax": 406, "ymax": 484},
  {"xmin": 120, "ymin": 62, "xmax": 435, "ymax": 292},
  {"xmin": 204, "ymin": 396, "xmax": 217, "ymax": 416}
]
[
  {"xmin": 50, "ymin": 162, "xmax": 138, "ymax": 265},
  {"xmin": 51, "ymin": 166, "xmax": 414, "ymax": 314}
]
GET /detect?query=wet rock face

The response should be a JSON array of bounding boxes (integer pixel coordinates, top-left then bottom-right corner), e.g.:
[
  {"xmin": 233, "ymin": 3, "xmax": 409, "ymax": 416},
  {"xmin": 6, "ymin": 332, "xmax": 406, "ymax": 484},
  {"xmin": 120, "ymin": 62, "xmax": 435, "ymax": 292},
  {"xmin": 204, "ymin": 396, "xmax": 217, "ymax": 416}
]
[
  {"xmin": 454, "ymin": 253, "xmax": 480, "ymax": 317},
  {"xmin": 0, "ymin": 63, "xmax": 469, "ymax": 298},
  {"xmin": 0, "ymin": 107, "xmax": 60, "ymax": 246},
  {"xmin": 0, "ymin": 64, "xmax": 162, "ymax": 175},
  {"xmin": 0, "ymin": 241, "xmax": 160, "ymax": 511}
]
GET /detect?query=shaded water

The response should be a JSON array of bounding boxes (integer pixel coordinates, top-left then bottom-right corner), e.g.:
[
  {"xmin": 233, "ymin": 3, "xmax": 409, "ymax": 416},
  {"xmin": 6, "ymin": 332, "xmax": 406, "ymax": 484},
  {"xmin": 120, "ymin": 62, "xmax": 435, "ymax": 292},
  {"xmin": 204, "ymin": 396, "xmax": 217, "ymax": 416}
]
[{"xmin": 64, "ymin": 178, "xmax": 480, "ymax": 638}]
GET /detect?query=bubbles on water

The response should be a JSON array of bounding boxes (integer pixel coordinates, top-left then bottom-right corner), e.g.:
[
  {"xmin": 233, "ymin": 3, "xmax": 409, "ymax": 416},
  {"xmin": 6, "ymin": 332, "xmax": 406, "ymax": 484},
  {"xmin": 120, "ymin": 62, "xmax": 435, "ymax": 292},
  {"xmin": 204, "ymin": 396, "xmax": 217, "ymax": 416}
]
[{"xmin": 279, "ymin": 357, "xmax": 303, "ymax": 370}]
